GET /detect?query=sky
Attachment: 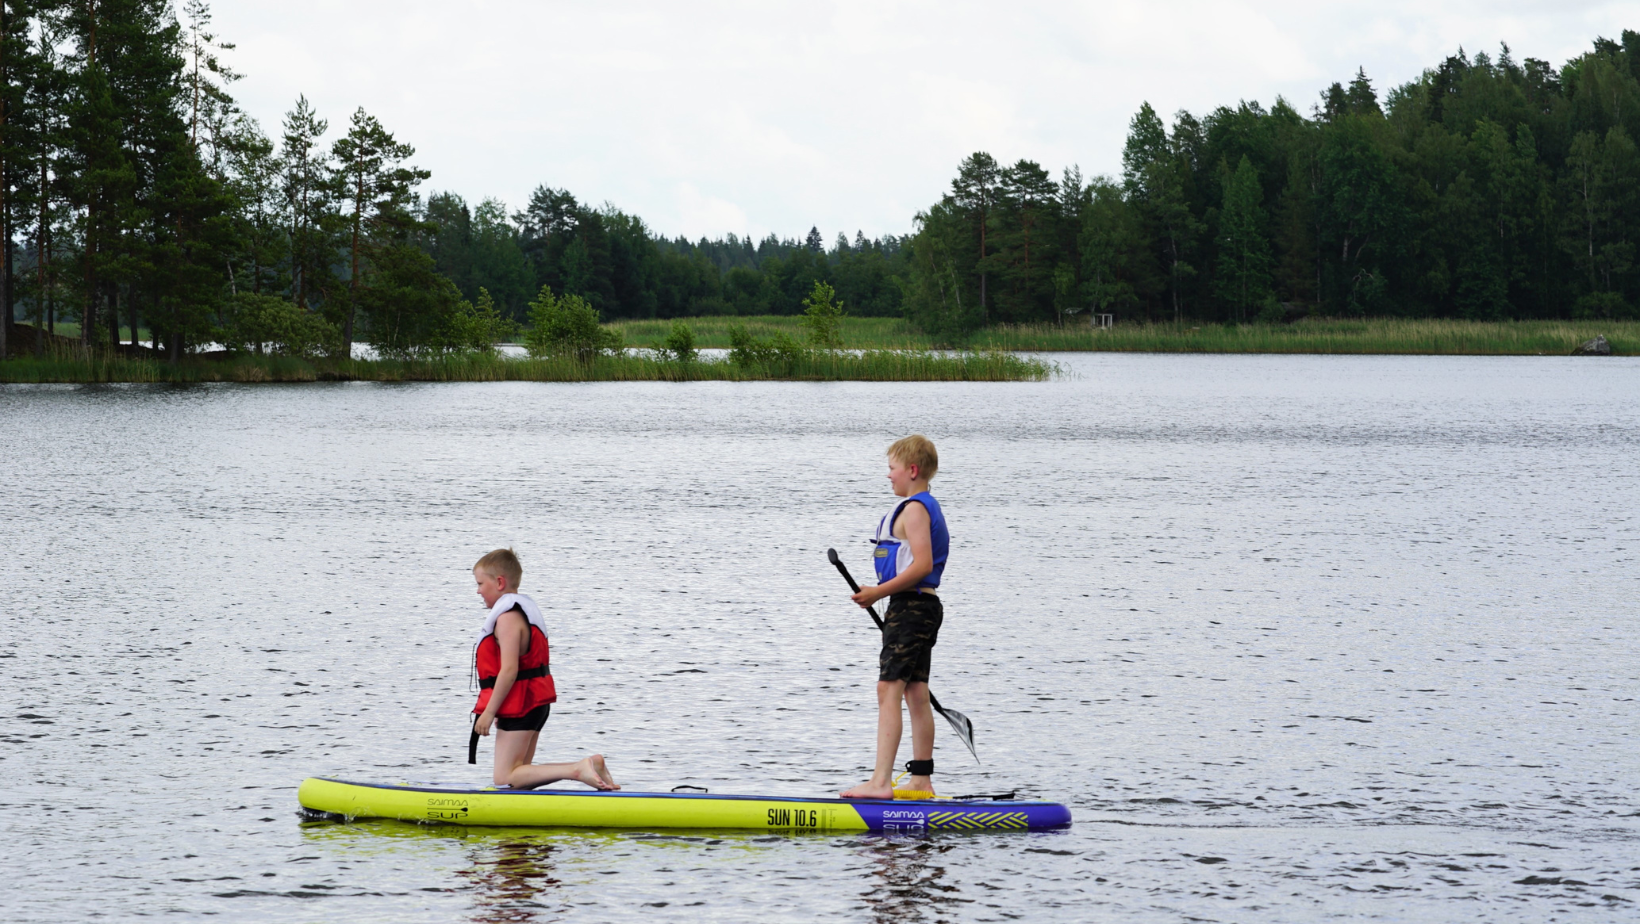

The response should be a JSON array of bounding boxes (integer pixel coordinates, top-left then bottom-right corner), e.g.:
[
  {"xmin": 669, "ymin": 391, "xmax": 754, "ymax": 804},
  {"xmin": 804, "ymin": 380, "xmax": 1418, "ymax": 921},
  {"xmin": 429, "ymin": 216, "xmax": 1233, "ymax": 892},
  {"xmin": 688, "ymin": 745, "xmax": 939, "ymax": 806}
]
[{"xmin": 214, "ymin": 1, "xmax": 1640, "ymax": 243}]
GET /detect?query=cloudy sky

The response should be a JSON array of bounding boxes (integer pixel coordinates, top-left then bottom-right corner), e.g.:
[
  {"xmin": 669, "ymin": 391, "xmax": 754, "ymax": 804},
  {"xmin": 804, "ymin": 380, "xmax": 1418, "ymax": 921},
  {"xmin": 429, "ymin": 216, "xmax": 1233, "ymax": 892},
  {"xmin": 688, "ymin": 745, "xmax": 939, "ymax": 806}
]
[{"xmin": 215, "ymin": 1, "xmax": 1636, "ymax": 242}]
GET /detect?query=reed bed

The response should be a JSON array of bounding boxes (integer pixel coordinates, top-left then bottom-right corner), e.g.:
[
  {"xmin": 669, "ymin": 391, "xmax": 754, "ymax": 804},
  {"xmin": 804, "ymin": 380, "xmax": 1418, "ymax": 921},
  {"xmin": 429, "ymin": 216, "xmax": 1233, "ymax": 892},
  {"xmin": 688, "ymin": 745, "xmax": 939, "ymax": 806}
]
[
  {"xmin": 0, "ymin": 349, "xmax": 1051, "ymax": 384},
  {"xmin": 970, "ymin": 318, "xmax": 1638, "ymax": 354},
  {"xmin": 612, "ymin": 315, "xmax": 1634, "ymax": 354},
  {"xmin": 610, "ymin": 315, "xmax": 925, "ymax": 349}
]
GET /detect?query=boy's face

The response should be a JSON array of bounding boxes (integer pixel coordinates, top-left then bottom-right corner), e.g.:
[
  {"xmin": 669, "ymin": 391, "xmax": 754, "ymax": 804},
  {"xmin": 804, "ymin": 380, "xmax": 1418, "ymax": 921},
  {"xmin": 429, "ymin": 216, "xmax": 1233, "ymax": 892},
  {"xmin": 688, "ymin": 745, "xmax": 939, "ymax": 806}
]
[
  {"xmin": 886, "ymin": 455, "xmax": 921, "ymax": 497},
  {"xmin": 474, "ymin": 567, "xmax": 508, "ymax": 608}
]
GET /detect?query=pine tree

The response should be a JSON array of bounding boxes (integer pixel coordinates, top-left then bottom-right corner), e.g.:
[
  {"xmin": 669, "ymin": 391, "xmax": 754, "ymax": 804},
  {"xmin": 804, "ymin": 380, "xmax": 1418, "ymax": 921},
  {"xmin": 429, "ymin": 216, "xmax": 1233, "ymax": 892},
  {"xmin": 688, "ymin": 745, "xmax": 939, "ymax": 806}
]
[
  {"xmin": 329, "ymin": 106, "xmax": 426, "ymax": 354},
  {"xmin": 950, "ymin": 151, "xmax": 1000, "ymax": 318},
  {"xmin": 0, "ymin": 0, "xmax": 45, "ymax": 355},
  {"xmin": 179, "ymin": 0, "xmax": 238, "ymax": 158},
  {"xmin": 1124, "ymin": 104, "xmax": 1202, "ymax": 322},
  {"xmin": 1214, "ymin": 156, "xmax": 1273, "ymax": 321},
  {"xmin": 222, "ymin": 114, "xmax": 285, "ymax": 296},
  {"xmin": 992, "ymin": 159, "xmax": 1060, "ymax": 322},
  {"xmin": 280, "ymin": 95, "xmax": 330, "ymax": 314}
]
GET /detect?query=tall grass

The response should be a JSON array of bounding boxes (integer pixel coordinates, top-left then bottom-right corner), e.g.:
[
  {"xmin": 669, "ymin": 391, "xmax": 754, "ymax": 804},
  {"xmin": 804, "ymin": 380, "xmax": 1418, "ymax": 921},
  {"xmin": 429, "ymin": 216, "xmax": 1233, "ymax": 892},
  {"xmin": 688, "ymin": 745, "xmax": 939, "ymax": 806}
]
[
  {"xmin": 609, "ymin": 315, "xmax": 925, "ymax": 350},
  {"xmin": 0, "ymin": 349, "xmax": 1051, "ymax": 384},
  {"xmin": 612, "ymin": 315, "xmax": 1635, "ymax": 353},
  {"xmin": 969, "ymin": 318, "xmax": 1637, "ymax": 354}
]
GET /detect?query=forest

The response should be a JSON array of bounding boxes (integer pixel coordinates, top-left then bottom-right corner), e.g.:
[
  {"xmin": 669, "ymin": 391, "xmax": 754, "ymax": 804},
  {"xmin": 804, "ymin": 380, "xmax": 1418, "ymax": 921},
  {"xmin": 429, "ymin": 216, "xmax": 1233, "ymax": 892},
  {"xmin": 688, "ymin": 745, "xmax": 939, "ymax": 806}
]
[
  {"xmin": 903, "ymin": 36, "xmax": 1640, "ymax": 337},
  {"xmin": 4, "ymin": 1, "xmax": 1640, "ymax": 358}
]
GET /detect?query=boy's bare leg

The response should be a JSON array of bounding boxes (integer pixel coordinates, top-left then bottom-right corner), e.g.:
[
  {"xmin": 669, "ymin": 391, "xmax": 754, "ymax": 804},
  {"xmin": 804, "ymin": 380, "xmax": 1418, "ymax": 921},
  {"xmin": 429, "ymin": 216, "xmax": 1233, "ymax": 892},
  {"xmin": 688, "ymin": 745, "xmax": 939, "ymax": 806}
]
[
  {"xmin": 841, "ymin": 680, "xmax": 905, "ymax": 799},
  {"xmin": 901, "ymin": 681, "xmax": 935, "ymax": 794},
  {"xmin": 494, "ymin": 730, "xmax": 617, "ymax": 791}
]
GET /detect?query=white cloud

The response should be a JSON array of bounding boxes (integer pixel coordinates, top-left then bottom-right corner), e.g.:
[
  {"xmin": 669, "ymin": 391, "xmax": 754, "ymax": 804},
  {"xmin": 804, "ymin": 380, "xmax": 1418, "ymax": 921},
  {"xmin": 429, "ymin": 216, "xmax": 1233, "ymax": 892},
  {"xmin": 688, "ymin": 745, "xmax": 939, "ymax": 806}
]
[
  {"xmin": 673, "ymin": 183, "xmax": 750, "ymax": 240},
  {"xmin": 216, "ymin": 0, "xmax": 1640, "ymax": 240}
]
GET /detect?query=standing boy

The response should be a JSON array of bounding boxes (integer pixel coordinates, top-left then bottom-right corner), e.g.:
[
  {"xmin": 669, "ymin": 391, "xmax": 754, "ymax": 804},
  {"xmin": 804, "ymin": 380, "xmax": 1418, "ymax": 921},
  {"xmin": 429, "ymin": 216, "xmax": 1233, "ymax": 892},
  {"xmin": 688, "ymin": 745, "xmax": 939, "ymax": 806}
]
[
  {"xmin": 841, "ymin": 435, "xmax": 949, "ymax": 799},
  {"xmin": 471, "ymin": 548, "xmax": 618, "ymax": 791}
]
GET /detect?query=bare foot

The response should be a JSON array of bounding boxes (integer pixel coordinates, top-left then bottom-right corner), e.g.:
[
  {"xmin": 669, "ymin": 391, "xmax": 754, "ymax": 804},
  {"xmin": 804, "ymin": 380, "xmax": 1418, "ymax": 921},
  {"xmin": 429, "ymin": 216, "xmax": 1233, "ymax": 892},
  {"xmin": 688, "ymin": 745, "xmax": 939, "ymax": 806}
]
[
  {"xmin": 571, "ymin": 756, "xmax": 616, "ymax": 791},
  {"xmin": 840, "ymin": 781, "xmax": 895, "ymax": 799},
  {"xmin": 589, "ymin": 754, "xmax": 620, "ymax": 791}
]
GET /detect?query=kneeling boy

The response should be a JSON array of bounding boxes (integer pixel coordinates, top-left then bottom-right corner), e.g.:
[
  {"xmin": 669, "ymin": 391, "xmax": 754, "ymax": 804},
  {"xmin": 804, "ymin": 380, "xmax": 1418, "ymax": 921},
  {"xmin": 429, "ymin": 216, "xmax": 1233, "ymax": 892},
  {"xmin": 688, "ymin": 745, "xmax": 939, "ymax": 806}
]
[
  {"xmin": 470, "ymin": 548, "xmax": 618, "ymax": 791},
  {"xmin": 841, "ymin": 435, "xmax": 948, "ymax": 799}
]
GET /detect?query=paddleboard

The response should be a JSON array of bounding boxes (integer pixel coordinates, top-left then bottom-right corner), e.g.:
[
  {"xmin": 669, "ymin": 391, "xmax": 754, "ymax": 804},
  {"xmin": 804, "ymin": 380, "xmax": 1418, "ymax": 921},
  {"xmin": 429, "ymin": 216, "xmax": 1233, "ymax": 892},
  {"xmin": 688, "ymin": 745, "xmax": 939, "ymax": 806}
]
[{"xmin": 298, "ymin": 777, "xmax": 1071, "ymax": 834}]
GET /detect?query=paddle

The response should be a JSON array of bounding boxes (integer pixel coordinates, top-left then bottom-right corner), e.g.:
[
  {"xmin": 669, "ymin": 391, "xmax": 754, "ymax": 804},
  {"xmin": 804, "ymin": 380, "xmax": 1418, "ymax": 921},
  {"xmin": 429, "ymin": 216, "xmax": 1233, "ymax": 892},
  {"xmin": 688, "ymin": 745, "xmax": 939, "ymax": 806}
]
[{"xmin": 827, "ymin": 547, "xmax": 978, "ymax": 764}]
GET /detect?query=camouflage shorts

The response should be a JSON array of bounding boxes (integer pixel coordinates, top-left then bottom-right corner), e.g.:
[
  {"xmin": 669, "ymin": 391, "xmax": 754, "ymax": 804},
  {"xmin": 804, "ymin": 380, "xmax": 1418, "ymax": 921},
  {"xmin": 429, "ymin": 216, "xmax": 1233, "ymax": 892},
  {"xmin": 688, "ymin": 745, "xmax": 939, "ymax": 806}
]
[{"xmin": 879, "ymin": 594, "xmax": 944, "ymax": 684}]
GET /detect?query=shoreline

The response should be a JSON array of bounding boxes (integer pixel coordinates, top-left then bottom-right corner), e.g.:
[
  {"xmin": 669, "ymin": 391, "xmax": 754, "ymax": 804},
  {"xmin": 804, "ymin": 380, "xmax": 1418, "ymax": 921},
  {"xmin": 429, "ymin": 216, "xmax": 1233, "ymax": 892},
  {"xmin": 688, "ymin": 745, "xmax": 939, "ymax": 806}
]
[
  {"xmin": 0, "ymin": 349, "xmax": 1051, "ymax": 385},
  {"xmin": 3, "ymin": 318, "xmax": 1630, "ymax": 385},
  {"xmin": 610, "ymin": 316, "xmax": 1636, "ymax": 355}
]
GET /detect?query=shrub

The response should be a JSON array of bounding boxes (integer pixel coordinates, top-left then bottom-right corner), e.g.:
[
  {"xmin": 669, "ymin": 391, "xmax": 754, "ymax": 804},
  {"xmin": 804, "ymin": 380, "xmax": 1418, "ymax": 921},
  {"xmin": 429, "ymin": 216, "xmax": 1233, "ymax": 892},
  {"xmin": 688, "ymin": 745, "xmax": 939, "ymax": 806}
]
[
  {"xmin": 432, "ymin": 288, "xmax": 517, "ymax": 356},
  {"xmin": 656, "ymin": 320, "xmax": 698, "ymax": 363},
  {"xmin": 222, "ymin": 293, "xmax": 339, "ymax": 359},
  {"xmin": 727, "ymin": 323, "xmax": 806, "ymax": 370},
  {"xmin": 524, "ymin": 286, "xmax": 624, "ymax": 361},
  {"xmin": 801, "ymin": 280, "xmax": 846, "ymax": 350},
  {"xmin": 360, "ymin": 243, "xmax": 483, "ymax": 359}
]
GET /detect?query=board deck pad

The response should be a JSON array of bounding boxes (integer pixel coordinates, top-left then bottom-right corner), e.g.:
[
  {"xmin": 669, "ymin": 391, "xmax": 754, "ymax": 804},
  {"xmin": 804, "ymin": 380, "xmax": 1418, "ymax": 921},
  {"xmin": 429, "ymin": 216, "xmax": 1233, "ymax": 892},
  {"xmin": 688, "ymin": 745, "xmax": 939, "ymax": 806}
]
[{"xmin": 298, "ymin": 778, "xmax": 1071, "ymax": 834}]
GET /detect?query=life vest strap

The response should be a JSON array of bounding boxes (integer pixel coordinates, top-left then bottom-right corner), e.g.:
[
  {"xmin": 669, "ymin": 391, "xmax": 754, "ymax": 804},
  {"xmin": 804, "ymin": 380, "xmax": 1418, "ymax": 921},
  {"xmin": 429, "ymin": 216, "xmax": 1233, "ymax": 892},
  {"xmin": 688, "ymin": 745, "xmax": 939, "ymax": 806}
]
[{"xmin": 477, "ymin": 665, "xmax": 549, "ymax": 689}]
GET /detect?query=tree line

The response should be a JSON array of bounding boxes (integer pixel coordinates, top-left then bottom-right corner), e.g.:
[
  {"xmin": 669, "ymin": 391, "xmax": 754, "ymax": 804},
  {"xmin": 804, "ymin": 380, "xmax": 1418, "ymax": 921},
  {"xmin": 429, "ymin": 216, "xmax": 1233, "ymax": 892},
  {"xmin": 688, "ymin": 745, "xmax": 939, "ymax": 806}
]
[
  {"xmin": 906, "ymin": 34, "xmax": 1640, "ymax": 336},
  {"xmin": 421, "ymin": 188, "xmax": 910, "ymax": 324},
  {"xmin": 3, "ymin": 0, "xmax": 521, "ymax": 359},
  {"xmin": 5, "ymin": 6, "xmax": 1639, "ymax": 360}
]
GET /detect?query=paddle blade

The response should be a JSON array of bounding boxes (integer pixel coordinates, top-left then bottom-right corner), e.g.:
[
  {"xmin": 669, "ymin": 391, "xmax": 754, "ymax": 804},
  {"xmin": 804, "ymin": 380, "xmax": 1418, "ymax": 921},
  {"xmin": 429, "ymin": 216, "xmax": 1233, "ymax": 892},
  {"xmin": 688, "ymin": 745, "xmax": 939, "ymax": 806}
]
[
  {"xmin": 934, "ymin": 700, "xmax": 979, "ymax": 764},
  {"xmin": 827, "ymin": 547, "xmax": 841, "ymax": 566}
]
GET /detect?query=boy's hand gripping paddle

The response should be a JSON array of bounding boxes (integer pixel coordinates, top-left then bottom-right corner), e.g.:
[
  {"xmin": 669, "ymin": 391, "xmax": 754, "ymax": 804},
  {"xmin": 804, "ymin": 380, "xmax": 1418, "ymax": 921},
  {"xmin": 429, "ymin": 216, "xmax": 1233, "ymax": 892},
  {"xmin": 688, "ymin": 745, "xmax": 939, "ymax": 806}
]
[{"xmin": 827, "ymin": 548, "xmax": 979, "ymax": 764}]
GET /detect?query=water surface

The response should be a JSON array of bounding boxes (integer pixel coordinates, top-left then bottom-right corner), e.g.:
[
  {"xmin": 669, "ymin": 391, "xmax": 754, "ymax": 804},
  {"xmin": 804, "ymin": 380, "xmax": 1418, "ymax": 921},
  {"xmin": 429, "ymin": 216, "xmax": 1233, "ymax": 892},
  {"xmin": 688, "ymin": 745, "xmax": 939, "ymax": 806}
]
[{"xmin": 2, "ymin": 353, "xmax": 1637, "ymax": 922}]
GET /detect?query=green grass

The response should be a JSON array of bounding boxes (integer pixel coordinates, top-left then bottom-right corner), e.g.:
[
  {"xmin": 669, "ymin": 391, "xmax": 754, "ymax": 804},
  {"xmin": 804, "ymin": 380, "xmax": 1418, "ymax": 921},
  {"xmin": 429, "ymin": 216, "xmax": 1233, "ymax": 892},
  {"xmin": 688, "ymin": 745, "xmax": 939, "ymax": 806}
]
[
  {"xmin": 613, "ymin": 315, "xmax": 1634, "ymax": 354},
  {"xmin": 609, "ymin": 315, "xmax": 926, "ymax": 350},
  {"xmin": 973, "ymin": 317, "xmax": 1638, "ymax": 354},
  {"xmin": 0, "ymin": 349, "xmax": 1051, "ymax": 384}
]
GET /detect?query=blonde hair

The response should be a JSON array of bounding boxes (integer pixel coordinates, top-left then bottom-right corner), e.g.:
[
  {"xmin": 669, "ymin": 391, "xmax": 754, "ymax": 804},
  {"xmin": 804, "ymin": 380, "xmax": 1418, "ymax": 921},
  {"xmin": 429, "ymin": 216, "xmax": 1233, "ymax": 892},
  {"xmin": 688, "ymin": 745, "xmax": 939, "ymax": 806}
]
[
  {"xmin": 888, "ymin": 434, "xmax": 938, "ymax": 481},
  {"xmin": 474, "ymin": 548, "xmax": 523, "ymax": 591}
]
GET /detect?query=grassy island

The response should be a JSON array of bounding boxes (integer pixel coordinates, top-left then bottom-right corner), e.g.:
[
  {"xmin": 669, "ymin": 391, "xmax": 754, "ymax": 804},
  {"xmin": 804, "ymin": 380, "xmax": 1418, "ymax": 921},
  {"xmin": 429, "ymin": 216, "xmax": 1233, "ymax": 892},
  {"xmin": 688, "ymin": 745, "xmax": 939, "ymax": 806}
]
[
  {"xmin": 0, "ymin": 347, "xmax": 1052, "ymax": 385},
  {"xmin": 3, "ymin": 315, "xmax": 1629, "ymax": 385}
]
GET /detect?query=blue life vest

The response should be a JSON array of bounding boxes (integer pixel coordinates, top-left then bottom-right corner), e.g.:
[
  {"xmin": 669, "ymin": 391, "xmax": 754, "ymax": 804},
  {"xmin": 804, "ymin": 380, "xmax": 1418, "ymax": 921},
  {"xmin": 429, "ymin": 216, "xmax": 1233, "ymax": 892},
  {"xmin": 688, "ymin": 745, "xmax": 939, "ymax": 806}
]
[{"xmin": 872, "ymin": 491, "xmax": 948, "ymax": 589}]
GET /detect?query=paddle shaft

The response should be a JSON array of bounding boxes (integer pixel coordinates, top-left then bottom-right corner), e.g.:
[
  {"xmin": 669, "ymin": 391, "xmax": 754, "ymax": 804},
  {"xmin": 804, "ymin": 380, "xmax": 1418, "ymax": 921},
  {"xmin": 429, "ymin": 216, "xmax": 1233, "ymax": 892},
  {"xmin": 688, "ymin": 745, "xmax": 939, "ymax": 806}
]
[
  {"xmin": 827, "ymin": 555, "xmax": 955, "ymax": 719},
  {"xmin": 826, "ymin": 546, "xmax": 975, "ymax": 764}
]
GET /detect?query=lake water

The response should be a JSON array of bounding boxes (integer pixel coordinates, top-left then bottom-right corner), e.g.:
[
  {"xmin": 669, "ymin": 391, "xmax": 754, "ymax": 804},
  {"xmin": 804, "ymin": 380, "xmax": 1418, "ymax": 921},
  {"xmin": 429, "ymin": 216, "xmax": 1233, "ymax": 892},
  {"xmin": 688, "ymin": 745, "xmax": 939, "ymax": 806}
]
[{"xmin": 2, "ymin": 353, "xmax": 1637, "ymax": 923}]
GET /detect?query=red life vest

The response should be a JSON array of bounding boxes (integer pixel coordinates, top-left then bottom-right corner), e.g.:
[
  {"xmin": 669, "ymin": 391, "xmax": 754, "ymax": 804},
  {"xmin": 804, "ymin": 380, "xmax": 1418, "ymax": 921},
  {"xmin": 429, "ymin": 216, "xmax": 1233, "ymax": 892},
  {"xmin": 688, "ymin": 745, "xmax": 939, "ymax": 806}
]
[{"xmin": 473, "ymin": 620, "xmax": 557, "ymax": 717}]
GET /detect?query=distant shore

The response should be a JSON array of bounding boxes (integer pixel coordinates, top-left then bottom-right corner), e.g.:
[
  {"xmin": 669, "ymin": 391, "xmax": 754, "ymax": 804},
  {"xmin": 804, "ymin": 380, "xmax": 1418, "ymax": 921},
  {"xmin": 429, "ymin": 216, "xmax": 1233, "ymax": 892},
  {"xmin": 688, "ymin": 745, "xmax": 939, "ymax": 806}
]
[
  {"xmin": 611, "ymin": 316, "xmax": 1636, "ymax": 355},
  {"xmin": 3, "ymin": 317, "xmax": 1630, "ymax": 385}
]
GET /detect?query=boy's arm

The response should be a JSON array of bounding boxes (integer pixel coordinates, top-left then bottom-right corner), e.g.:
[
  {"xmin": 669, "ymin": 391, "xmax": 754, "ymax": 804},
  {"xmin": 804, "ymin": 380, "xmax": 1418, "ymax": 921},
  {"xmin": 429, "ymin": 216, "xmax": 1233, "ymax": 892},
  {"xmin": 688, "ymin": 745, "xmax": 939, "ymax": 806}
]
[
  {"xmin": 474, "ymin": 610, "xmax": 524, "ymax": 736},
  {"xmin": 851, "ymin": 501, "xmax": 934, "ymax": 607}
]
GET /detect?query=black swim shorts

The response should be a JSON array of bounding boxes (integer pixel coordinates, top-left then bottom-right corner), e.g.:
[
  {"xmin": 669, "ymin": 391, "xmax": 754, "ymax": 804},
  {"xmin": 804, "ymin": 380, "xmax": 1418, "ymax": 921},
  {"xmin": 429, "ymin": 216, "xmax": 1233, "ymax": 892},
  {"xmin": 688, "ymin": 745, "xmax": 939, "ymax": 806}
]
[
  {"xmin": 496, "ymin": 703, "xmax": 551, "ymax": 733},
  {"xmin": 879, "ymin": 593, "xmax": 943, "ymax": 684}
]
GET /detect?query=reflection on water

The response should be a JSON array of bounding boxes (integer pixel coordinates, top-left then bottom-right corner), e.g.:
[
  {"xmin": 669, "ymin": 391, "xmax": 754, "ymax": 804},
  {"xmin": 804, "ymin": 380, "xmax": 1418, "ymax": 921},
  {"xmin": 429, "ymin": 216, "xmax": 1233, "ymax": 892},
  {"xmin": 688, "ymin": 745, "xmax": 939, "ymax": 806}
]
[
  {"xmin": 859, "ymin": 838, "xmax": 962, "ymax": 924},
  {"xmin": 461, "ymin": 838, "xmax": 562, "ymax": 924}
]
